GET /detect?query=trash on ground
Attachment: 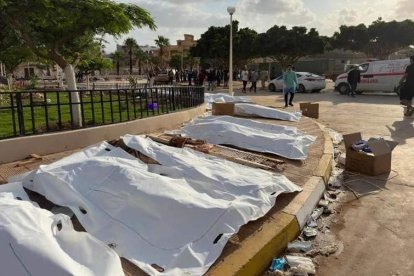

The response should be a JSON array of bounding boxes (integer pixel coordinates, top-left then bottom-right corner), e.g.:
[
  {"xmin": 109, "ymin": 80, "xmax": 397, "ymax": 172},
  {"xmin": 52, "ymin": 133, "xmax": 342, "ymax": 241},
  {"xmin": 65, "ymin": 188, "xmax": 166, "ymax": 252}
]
[
  {"xmin": 285, "ymin": 255, "xmax": 316, "ymax": 274},
  {"xmin": 318, "ymin": 199, "xmax": 330, "ymax": 207},
  {"xmin": 287, "ymin": 241, "xmax": 312, "ymax": 253},
  {"xmin": 269, "ymin": 258, "xmax": 286, "ymax": 271},
  {"xmin": 311, "ymin": 208, "xmax": 324, "ymax": 221},
  {"xmin": 343, "ymin": 178, "xmax": 383, "ymax": 198},
  {"xmin": 323, "ymin": 191, "xmax": 337, "ymax": 202},
  {"xmin": 303, "ymin": 227, "xmax": 318, "ymax": 238},
  {"xmin": 327, "ymin": 128, "xmax": 343, "ymax": 145},
  {"xmin": 307, "ymin": 218, "xmax": 318, "ymax": 228},
  {"xmin": 327, "ymin": 169, "xmax": 344, "ymax": 189},
  {"xmin": 318, "ymin": 243, "xmax": 339, "ymax": 256},
  {"xmin": 323, "ymin": 205, "xmax": 335, "ymax": 215},
  {"xmin": 338, "ymin": 153, "xmax": 346, "ymax": 165}
]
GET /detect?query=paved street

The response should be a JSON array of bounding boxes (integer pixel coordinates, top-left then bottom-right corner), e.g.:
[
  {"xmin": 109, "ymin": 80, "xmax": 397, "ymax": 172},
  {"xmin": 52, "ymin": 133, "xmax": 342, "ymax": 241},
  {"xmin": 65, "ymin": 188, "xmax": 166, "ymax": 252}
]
[{"xmin": 242, "ymin": 82, "xmax": 414, "ymax": 276}]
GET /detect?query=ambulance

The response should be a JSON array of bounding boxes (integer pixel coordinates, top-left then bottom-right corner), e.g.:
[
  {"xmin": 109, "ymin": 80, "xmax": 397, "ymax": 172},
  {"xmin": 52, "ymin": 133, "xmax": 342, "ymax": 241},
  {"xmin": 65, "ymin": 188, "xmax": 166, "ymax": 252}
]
[{"xmin": 334, "ymin": 59, "xmax": 410, "ymax": 94}]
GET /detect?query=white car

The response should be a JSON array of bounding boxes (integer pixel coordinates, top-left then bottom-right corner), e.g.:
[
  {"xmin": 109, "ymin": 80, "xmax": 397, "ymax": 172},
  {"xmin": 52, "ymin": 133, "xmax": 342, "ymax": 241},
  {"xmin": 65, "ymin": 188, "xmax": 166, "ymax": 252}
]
[{"xmin": 268, "ymin": 72, "xmax": 326, "ymax": 93}]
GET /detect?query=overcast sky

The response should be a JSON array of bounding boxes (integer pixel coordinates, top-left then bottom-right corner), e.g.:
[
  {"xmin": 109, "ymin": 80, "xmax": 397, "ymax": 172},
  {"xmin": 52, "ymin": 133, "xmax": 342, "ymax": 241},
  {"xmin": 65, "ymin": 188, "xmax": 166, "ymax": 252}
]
[{"xmin": 106, "ymin": 0, "xmax": 413, "ymax": 52}]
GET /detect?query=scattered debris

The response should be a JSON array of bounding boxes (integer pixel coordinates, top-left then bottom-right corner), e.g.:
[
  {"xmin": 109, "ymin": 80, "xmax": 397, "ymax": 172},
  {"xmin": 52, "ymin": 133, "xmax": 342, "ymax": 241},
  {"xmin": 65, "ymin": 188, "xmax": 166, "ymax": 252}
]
[
  {"xmin": 338, "ymin": 153, "xmax": 346, "ymax": 165},
  {"xmin": 303, "ymin": 227, "xmax": 318, "ymax": 238},
  {"xmin": 287, "ymin": 241, "xmax": 312, "ymax": 253},
  {"xmin": 14, "ymin": 153, "xmax": 43, "ymax": 167},
  {"xmin": 311, "ymin": 208, "xmax": 324, "ymax": 221},
  {"xmin": 318, "ymin": 199, "xmax": 329, "ymax": 207},
  {"xmin": 285, "ymin": 255, "xmax": 316, "ymax": 274},
  {"xmin": 327, "ymin": 128, "xmax": 343, "ymax": 145},
  {"xmin": 318, "ymin": 243, "xmax": 339, "ymax": 256},
  {"xmin": 269, "ymin": 258, "xmax": 286, "ymax": 272},
  {"xmin": 323, "ymin": 205, "xmax": 335, "ymax": 215}
]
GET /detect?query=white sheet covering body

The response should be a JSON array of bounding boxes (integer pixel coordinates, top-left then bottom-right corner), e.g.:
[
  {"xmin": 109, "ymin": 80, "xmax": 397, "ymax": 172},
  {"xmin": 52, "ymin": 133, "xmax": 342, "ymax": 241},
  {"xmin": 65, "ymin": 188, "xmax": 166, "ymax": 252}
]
[
  {"xmin": 205, "ymin": 93, "xmax": 252, "ymax": 109},
  {"xmin": 234, "ymin": 103, "xmax": 302, "ymax": 122},
  {"xmin": 0, "ymin": 192, "xmax": 124, "ymax": 276},
  {"xmin": 176, "ymin": 116, "xmax": 316, "ymax": 160},
  {"xmin": 22, "ymin": 141, "xmax": 300, "ymax": 275}
]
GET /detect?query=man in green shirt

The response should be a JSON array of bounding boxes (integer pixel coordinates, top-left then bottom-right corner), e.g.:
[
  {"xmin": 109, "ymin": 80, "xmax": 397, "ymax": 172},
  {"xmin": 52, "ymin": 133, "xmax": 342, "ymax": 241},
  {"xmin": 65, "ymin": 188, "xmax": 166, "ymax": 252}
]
[{"xmin": 283, "ymin": 65, "xmax": 298, "ymax": 107}]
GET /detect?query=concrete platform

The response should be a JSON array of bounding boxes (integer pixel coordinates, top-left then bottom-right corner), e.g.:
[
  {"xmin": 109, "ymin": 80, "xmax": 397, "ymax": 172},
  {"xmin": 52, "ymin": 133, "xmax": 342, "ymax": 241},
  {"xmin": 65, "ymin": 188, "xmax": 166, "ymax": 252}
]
[{"xmin": 0, "ymin": 105, "xmax": 333, "ymax": 275}]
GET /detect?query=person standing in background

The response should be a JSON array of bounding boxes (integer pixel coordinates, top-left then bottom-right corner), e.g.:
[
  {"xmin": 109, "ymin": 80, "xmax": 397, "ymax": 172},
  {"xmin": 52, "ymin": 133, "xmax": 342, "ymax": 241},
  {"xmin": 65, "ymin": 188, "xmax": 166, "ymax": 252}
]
[
  {"xmin": 399, "ymin": 55, "xmax": 414, "ymax": 116},
  {"xmin": 250, "ymin": 69, "xmax": 259, "ymax": 93},
  {"xmin": 347, "ymin": 66, "xmax": 361, "ymax": 97},
  {"xmin": 283, "ymin": 65, "xmax": 297, "ymax": 107},
  {"xmin": 241, "ymin": 67, "xmax": 249, "ymax": 93},
  {"xmin": 259, "ymin": 70, "xmax": 268, "ymax": 90}
]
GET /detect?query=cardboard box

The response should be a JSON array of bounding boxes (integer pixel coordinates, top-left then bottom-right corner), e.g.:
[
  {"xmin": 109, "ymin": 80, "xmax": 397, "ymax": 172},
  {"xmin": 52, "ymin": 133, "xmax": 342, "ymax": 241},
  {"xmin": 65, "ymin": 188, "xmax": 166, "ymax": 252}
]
[
  {"xmin": 299, "ymin": 102, "xmax": 319, "ymax": 119},
  {"xmin": 212, "ymin": 102, "xmax": 235, "ymax": 116},
  {"xmin": 343, "ymin": 132, "xmax": 398, "ymax": 176}
]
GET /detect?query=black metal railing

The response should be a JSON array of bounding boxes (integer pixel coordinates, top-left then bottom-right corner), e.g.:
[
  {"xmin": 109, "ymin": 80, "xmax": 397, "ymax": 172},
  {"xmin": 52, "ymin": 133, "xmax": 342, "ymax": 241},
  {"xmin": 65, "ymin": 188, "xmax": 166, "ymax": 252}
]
[{"xmin": 0, "ymin": 86, "xmax": 204, "ymax": 139}]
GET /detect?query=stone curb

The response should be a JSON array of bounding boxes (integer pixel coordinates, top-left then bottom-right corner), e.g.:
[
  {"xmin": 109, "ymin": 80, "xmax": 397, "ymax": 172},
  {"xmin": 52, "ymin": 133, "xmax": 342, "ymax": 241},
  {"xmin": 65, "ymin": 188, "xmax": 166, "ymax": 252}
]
[{"xmin": 209, "ymin": 122, "xmax": 333, "ymax": 276}]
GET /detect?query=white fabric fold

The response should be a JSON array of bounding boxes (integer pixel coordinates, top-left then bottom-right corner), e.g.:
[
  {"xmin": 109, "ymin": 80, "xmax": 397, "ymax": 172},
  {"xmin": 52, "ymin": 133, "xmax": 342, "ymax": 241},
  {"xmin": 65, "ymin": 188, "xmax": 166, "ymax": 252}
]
[
  {"xmin": 204, "ymin": 93, "xmax": 252, "ymax": 109},
  {"xmin": 0, "ymin": 193, "xmax": 124, "ymax": 276},
  {"xmin": 176, "ymin": 116, "xmax": 316, "ymax": 160},
  {"xmin": 22, "ymin": 139, "xmax": 300, "ymax": 275},
  {"xmin": 235, "ymin": 103, "xmax": 302, "ymax": 122}
]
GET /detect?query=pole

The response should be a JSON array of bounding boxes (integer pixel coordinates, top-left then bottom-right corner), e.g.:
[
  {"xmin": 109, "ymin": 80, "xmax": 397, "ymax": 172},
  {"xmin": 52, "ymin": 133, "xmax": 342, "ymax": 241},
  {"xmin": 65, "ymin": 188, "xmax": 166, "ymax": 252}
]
[
  {"xmin": 229, "ymin": 14, "xmax": 233, "ymax": 96},
  {"xmin": 181, "ymin": 48, "xmax": 184, "ymax": 72}
]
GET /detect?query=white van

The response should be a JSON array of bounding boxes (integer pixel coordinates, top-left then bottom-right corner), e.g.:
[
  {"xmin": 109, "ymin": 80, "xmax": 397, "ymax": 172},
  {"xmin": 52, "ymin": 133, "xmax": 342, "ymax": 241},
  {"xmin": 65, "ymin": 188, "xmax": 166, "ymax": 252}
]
[{"xmin": 334, "ymin": 59, "xmax": 410, "ymax": 94}]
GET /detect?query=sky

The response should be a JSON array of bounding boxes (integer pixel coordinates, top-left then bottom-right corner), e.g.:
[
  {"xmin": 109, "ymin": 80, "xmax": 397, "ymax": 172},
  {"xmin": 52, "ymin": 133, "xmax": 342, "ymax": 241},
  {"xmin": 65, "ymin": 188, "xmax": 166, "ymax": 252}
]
[{"xmin": 106, "ymin": 0, "xmax": 414, "ymax": 52}]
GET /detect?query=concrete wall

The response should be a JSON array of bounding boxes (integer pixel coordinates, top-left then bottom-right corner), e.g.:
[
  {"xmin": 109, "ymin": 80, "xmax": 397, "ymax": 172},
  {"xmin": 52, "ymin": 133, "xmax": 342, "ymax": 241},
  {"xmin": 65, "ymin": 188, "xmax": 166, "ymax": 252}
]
[{"xmin": 0, "ymin": 104, "xmax": 206, "ymax": 164}]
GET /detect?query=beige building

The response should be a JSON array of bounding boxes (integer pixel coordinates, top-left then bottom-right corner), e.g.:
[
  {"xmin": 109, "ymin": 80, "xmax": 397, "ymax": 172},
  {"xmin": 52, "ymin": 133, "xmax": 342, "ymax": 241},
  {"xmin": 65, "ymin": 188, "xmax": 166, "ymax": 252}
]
[{"xmin": 160, "ymin": 34, "xmax": 197, "ymax": 63}]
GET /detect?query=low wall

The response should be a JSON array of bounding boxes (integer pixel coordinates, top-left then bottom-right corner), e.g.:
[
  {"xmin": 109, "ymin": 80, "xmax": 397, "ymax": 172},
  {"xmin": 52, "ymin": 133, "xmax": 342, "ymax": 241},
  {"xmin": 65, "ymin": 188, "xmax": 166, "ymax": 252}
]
[{"xmin": 0, "ymin": 104, "xmax": 206, "ymax": 164}]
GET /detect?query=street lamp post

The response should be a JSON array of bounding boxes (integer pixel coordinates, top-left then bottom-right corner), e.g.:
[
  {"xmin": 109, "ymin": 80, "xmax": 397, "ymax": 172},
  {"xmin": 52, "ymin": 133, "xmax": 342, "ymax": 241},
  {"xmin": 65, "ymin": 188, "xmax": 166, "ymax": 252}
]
[{"xmin": 227, "ymin": 6, "xmax": 236, "ymax": 96}]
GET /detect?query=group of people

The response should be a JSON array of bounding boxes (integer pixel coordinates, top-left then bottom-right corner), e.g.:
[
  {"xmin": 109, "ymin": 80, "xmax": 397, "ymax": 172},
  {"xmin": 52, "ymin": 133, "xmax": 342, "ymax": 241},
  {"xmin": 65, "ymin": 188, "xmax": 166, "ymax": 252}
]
[
  {"xmin": 161, "ymin": 68, "xmax": 231, "ymax": 89},
  {"xmin": 240, "ymin": 68, "xmax": 269, "ymax": 94}
]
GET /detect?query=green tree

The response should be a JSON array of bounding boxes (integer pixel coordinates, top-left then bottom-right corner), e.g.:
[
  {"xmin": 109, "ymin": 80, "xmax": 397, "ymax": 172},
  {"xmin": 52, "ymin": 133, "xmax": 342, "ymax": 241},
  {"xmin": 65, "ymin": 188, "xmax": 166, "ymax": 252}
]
[
  {"xmin": 332, "ymin": 19, "xmax": 414, "ymax": 59},
  {"xmin": 169, "ymin": 54, "xmax": 182, "ymax": 69},
  {"xmin": 258, "ymin": 25, "xmax": 325, "ymax": 69},
  {"xmin": 234, "ymin": 27, "xmax": 258, "ymax": 67},
  {"xmin": 0, "ymin": 46, "xmax": 33, "ymax": 90},
  {"xmin": 190, "ymin": 24, "xmax": 233, "ymax": 67},
  {"xmin": 0, "ymin": 0, "xmax": 156, "ymax": 126},
  {"xmin": 154, "ymin": 35, "xmax": 170, "ymax": 67},
  {"xmin": 190, "ymin": 21, "xmax": 257, "ymax": 67},
  {"xmin": 124, "ymin": 37, "xmax": 137, "ymax": 75},
  {"xmin": 111, "ymin": 51, "xmax": 123, "ymax": 75},
  {"xmin": 133, "ymin": 47, "xmax": 148, "ymax": 75}
]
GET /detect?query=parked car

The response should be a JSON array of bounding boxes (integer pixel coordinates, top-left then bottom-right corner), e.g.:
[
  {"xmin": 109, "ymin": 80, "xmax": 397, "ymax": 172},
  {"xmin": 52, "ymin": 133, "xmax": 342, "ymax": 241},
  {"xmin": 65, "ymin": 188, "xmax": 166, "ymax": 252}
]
[
  {"xmin": 154, "ymin": 73, "xmax": 169, "ymax": 85},
  {"xmin": 334, "ymin": 59, "xmax": 410, "ymax": 95},
  {"xmin": 268, "ymin": 72, "xmax": 326, "ymax": 93}
]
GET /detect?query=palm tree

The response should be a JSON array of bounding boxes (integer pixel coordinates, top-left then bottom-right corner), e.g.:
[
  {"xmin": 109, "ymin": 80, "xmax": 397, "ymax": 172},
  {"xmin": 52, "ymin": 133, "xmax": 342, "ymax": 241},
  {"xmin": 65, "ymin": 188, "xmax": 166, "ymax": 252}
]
[
  {"xmin": 133, "ymin": 47, "xmax": 148, "ymax": 75},
  {"xmin": 154, "ymin": 35, "xmax": 170, "ymax": 67},
  {"xmin": 111, "ymin": 51, "xmax": 123, "ymax": 75},
  {"xmin": 124, "ymin": 38, "xmax": 137, "ymax": 74}
]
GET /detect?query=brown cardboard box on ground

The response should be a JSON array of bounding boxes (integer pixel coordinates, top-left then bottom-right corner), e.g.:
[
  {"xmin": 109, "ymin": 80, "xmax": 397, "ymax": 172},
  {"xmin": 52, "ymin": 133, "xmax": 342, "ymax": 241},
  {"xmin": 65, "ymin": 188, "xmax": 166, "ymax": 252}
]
[
  {"xmin": 343, "ymin": 132, "xmax": 398, "ymax": 176},
  {"xmin": 299, "ymin": 102, "xmax": 319, "ymax": 119},
  {"xmin": 212, "ymin": 102, "xmax": 235, "ymax": 116}
]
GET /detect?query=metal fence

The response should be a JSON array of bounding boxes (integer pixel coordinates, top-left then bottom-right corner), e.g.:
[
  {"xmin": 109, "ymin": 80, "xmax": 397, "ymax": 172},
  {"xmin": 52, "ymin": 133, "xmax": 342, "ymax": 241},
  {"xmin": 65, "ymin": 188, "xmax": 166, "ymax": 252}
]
[{"xmin": 0, "ymin": 86, "xmax": 204, "ymax": 140}]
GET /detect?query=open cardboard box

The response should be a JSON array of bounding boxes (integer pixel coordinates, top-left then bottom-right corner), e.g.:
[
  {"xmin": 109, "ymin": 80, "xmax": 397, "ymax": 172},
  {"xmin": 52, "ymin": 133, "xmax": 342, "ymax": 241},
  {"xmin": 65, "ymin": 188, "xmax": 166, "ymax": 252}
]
[
  {"xmin": 212, "ymin": 102, "xmax": 235, "ymax": 116},
  {"xmin": 299, "ymin": 102, "xmax": 319, "ymax": 119},
  {"xmin": 343, "ymin": 132, "xmax": 398, "ymax": 176}
]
